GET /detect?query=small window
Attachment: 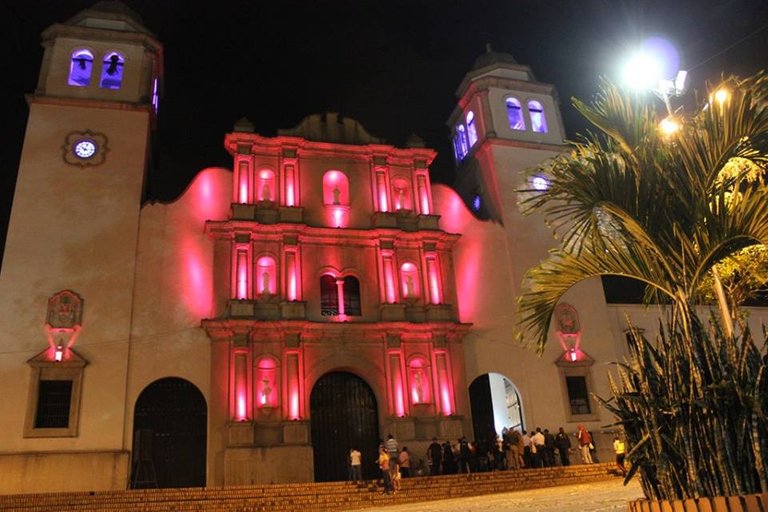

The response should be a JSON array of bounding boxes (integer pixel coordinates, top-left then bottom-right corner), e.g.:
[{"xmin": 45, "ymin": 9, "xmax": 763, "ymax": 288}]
[
  {"xmin": 68, "ymin": 49, "xmax": 94, "ymax": 87},
  {"xmin": 320, "ymin": 275, "xmax": 339, "ymax": 316},
  {"xmin": 466, "ymin": 111, "xmax": 478, "ymax": 147},
  {"xmin": 566, "ymin": 376, "xmax": 591, "ymax": 415},
  {"xmin": 34, "ymin": 380, "xmax": 73, "ymax": 428},
  {"xmin": 528, "ymin": 100, "xmax": 548, "ymax": 133},
  {"xmin": 506, "ymin": 97, "xmax": 525, "ymax": 131},
  {"xmin": 100, "ymin": 51, "xmax": 125, "ymax": 89},
  {"xmin": 343, "ymin": 276, "xmax": 361, "ymax": 316}
]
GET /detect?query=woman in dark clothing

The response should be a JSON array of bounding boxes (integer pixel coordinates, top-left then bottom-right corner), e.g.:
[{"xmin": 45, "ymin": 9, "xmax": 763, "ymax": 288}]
[{"xmin": 442, "ymin": 440, "xmax": 457, "ymax": 474}]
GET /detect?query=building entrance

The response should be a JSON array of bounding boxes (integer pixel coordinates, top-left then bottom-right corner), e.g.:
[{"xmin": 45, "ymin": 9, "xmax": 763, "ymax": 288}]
[
  {"xmin": 130, "ymin": 377, "xmax": 207, "ymax": 488},
  {"xmin": 469, "ymin": 373, "xmax": 524, "ymax": 442},
  {"xmin": 310, "ymin": 372, "xmax": 380, "ymax": 482}
]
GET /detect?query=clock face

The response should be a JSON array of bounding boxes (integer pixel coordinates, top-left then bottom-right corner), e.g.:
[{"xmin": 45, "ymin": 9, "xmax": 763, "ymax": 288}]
[{"xmin": 73, "ymin": 139, "xmax": 97, "ymax": 159}]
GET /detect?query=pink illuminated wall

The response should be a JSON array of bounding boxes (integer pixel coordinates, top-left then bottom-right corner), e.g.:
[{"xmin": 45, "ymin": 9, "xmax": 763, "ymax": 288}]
[
  {"xmin": 416, "ymin": 174, "xmax": 431, "ymax": 215},
  {"xmin": 381, "ymin": 252, "xmax": 396, "ymax": 304},
  {"xmin": 388, "ymin": 352, "xmax": 407, "ymax": 417},
  {"xmin": 232, "ymin": 351, "xmax": 250, "ymax": 421},
  {"xmin": 285, "ymin": 352, "xmax": 302, "ymax": 420},
  {"xmin": 283, "ymin": 163, "xmax": 297, "ymax": 207},
  {"xmin": 235, "ymin": 158, "xmax": 252, "ymax": 204},
  {"xmin": 376, "ymin": 170, "xmax": 390, "ymax": 212},
  {"xmin": 425, "ymin": 254, "xmax": 442, "ymax": 304},
  {"xmin": 434, "ymin": 351, "xmax": 455, "ymax": 416},
  {"xmin": 284, "ymin": 249, "xmax": 300, "ymax": 301}
]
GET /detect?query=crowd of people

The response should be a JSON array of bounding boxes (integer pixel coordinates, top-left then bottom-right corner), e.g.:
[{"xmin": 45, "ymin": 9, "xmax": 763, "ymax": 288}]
[{"xmin": 351, "ymin": 426, "xmax": 626, "ymax": 494}]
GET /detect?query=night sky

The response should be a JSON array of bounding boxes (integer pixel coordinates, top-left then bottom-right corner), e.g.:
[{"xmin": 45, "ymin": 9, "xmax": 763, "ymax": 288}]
[{"xmin": 1, "ymin": 0, "xmax": 768, "ymax": 264}]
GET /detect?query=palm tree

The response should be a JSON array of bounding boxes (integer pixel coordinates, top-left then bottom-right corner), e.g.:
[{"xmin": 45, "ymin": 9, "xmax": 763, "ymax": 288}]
[
  {"xmin": 517, "ymin": 73, "xmax": 768, "ymax": 352},
  {"xmin": 517, "ymin": 74, "xmax": 768, "ymax": 500}
]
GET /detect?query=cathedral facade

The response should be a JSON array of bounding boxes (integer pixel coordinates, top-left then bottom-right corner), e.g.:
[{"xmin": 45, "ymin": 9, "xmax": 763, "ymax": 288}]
[{"xmin": 3, "ymin": 2, "xmax": 766, "ymax": 495}]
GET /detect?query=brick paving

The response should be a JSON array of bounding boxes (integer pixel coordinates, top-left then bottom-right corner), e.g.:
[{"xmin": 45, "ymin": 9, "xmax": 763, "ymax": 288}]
[{"xmin": 357, "ymin": 478, "xmax": 644, "ymax": 512}]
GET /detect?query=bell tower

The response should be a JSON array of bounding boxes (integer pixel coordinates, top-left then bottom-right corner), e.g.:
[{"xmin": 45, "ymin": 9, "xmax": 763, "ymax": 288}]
[{"xmin": 0, "ymin": 1, "xmax": 163, "ymax": 491}]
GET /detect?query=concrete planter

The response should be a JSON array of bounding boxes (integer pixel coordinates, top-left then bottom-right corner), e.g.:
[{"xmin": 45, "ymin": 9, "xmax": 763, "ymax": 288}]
[{"xmin": 628, "ymin": 493, "xmax": 768, "ymax": 512}]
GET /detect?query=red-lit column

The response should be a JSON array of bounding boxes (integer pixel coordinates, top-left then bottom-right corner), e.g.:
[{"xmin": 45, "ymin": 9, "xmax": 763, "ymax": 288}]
[
  {"xmin": 231, "ymin": 348, "xmax": 251, "ymax": 421},
  {"xmin": 416, "ymin": 171, "xmax": 432, "ymax": 215},
  {"xmin": 434, "ymin": 350, "xmax": 455, "ymax": 416},
  {"xmin": 375, "ymin": 169, "xmax": 390, "ymax": 212},
  {"xmin": 234, "ymin": 155, "xmax": 253, "ymax": 204},
  {"xmin": 388, "ymin": 351, "xmax": 407, "ymax": 417},
  {"xmin": 282, "ymin": 163, "xmax": 298, "ymax": 207},
  {"xmin": 232, "ymin": 240, "xmax": 252, "ymax": 300},
  {"xmin": 284, "ymin": 350, "xmax": 303, "ymax": 420},
  {"xmin": 381, "ymin": 251, "xmax": 397, "ymax": 304},
  {"xmin": 425, "ymin": 252, "xmax": 443, "ymax": 305},
  {"xmin": 284, "ymin": 247, "xmax": 300, "ymax": 301}
]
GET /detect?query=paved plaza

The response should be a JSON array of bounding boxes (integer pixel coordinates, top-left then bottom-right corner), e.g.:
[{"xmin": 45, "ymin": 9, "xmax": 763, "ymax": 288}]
[{"xmin": 358, "ymin": 478, "xmax": 644, "ymax": 512}]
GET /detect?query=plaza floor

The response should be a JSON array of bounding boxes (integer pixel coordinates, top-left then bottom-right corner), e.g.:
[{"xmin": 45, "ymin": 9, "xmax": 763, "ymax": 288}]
[{"xmin": 356, "ymin": 477, "xmax": 644, "ymax": 512}]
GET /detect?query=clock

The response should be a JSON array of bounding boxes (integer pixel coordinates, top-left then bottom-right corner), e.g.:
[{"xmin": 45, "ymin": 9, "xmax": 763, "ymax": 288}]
[{"xmin": 73, "ymin": 139, "xmax": 97, "ymax": 159}]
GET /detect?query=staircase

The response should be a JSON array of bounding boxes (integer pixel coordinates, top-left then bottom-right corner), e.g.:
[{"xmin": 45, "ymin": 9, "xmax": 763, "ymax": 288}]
[{"xmin": 0, "ymin": 463, "xmax": 620, "ymax": 511}]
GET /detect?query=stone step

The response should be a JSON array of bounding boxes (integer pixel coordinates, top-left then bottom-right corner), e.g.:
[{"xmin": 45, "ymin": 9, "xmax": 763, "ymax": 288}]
[{"xmin": 0, "ymin": 463, "xmax": 620, "ymax": 512}]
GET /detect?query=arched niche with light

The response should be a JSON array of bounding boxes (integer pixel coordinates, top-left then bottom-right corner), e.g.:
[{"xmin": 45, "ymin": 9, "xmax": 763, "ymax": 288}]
[
  {"xmin": 399, "ymin": 261, "xmax": 421, "ymax": 299},
  {"xmin": 505, "ymin": 97, "xmax": 525, "ymax": 131},
  {"xmin": 322, "ymin": 170, "xmax": 350, "ymax": 228},
  {"xmin": 527, "ymin": 100, "xmax": 548, "ymax": 133},
  {"xmin": 255, "ymin": 255, "xmax": 277, "ymax": 296},
  {"xmin": 68, "ymin": 49, "xmax": 94, "ymax": 87},
  {"xmin": 407, "ymin": 356, "xmax": 432, "ymax": 405},
  {"xmin": 255, "ymin": 356, "xmax": 279, "ymax": 409},
  {"xmin": 256, "ymin": 169, "xmax": 276, "ymax": 202},
  {"xmin": 99, "ymin": 51, "xmax": 125, "ymax": 89},
  {"xmin": 466, "ymin": 110, "xmax": 478, "ymax": 147},
  {"xmin": 391, "ymin": 177, "xmax": 413, "ymax": 211}
]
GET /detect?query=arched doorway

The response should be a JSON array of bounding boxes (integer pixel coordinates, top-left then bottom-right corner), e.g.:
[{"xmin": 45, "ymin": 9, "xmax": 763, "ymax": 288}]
[
  {"xmin": 310, "ymin": 372, "xmax": 379, "ymax": 482},
  {"xmin": 130, "ymin": 377, "xmax": 207, "ymax": 489},
  {"xmin": 469, "ymin": 373, "xmax": 524, "ymax": 442}
]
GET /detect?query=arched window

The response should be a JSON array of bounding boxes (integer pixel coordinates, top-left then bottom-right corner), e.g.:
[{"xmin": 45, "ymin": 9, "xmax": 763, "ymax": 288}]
[
  {"xmin": 408, "ymin": 356, "xmax": 432, "ymax": 404},
  {"xmin": 322, "ymin": 171, "xmax": 349, "ymax": 206},
  {"xmin": 99, "ymin": 51, "xmax": 125, "ymax": 89},
  {"xmin": 454, "ymin": 125, "xmax": 469, "ymax": 159},
  {"xmin": 466, "ymin": 111, "xmax": 478, "ymax": 147},
  {"xmin": 320, "ymin": 275, "xmax": 338, "ymax": 316},
  {"xmin": 528, "ymin": 100, "xmax": 548, "ymax": 133},
  {"xmin": 399, "ymin": 262, "xmax": 420, "ymax": 298},
  {"xmin": 256, "ymin": 357, "xmax": 279, "ymax": 408},
  {"xmin": 506, "ymin": 97, "xmax": 525, "ymax": 131},
  {"xmin": 68, "ymin": 49, "xmax": 94, "ymax": 87},
  {"xmin": 391, "ymin": 178, "xmax": 412, "ymax": 211},
  {"xmin": 257, "ymin": 169, "xmax": 276, "ymax": 202},
  {"xmin": 343, "ymin": 276, "xmax": 361, "ymax": 316},
  {"xmin": 256, "ymin": 256, "xmax": 276, "ymax": 295}
]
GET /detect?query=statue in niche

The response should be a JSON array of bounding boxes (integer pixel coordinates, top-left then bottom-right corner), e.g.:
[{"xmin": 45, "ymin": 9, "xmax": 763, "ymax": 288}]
[
  {"xmin": 404, "ymin": 275, "xmax": 415, "ymax": 297},
  {"xmin": 414, "ymin": 370, "xmax": 424, "ymax": 403},
  {"xmin": 396, "ymin": 187, "xmax": 406, "ymax": 209},
  {"xmin": 332, "ymin": 186, "xmax": 341, "ymax": 205},
  {"xmin": 261, "ymin": 271, "xmax": 271, "ymax": 295},
  {"xmin": 261, "ymin": 379, "xmax": 272, "ymax": 406},
  {"xmin": 261, "ymin": 182, "xmax": 271, "ymax": 202}
]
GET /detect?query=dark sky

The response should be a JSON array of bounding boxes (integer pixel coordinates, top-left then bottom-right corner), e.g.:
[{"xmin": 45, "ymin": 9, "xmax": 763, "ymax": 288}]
[{"xmin": 1, "ymin": 0, "xmax": 768, "ymax": 262}]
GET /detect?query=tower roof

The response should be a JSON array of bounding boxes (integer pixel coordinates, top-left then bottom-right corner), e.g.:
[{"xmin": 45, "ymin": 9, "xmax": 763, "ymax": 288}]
[
  {"xmin": 471, "ymin": 44, "xmax": 518, "ymax": 71},
  {"xmin": 65, "ymin": 0, "xmax": 152, "ymax": 34}
]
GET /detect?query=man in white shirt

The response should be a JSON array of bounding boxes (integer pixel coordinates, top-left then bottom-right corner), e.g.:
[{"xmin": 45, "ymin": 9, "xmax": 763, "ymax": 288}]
[{"xmin": 349, "ymin": 448, "xmax": 362, "ymax": 482}]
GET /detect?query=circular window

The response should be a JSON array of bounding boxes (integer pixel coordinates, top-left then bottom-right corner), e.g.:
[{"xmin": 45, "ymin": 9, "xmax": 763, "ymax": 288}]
[{"xmin": 73, "ymin": 139, "xmax": 98, "ymax": 159}]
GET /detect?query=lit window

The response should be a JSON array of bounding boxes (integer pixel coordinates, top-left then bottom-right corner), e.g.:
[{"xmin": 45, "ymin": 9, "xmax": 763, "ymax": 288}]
[
  {"xmin": 566, "ymin": 376, "xmax": 591, "ymax": 415},
  {"xmin": 506, "ymin": 97, "xmax": 525, "ymax": 130},
  {"xmin": 257, "ymin": 169, "xmax": 276, "ymax": 202},
  {"xmin": 68, "ymin": 49, "xmax": 94, "ymax": 87},
  {"xmin": 528, "ymin": 100, "xmax": 548, "ymax": 133},
  {"xmin": 99, "ymin": 51, "xmax": 125, "ymax": 89},
  {"xmin": 399, "ymin": 262, "xmax": 420, "ymax": 298},
  {"xmin": 454, "ymin": 125, "xmax": 469, "ymax": 161},
  {"xmin": 467, "ymin": 111, "xmax": 478, "ymax": 146},
  {"xmin": 343, "ymin": 276, "xmax": 361, "ymax": 316},
  {"xmin": 320, "ymin": 275, "xmax": 338, "ymax": 316},
  {"xmin": 392, "ymin": 178, "xmax": 412, "ymax": 211},
  {"xmin": 256, "ymin": 256, "xmax": 276, "ymax": 295}
]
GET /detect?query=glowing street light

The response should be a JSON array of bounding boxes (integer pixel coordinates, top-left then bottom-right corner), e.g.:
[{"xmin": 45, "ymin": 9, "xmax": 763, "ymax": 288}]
[{"xmin": 620, "ymin": 37, "xmax": 688, "ymax": 115}]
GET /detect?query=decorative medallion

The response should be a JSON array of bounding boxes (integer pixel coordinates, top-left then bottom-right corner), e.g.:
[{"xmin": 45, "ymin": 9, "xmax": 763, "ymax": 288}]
[{"xmin": 62, "ymin": 130, "xmax": 108, "ymax": 167}]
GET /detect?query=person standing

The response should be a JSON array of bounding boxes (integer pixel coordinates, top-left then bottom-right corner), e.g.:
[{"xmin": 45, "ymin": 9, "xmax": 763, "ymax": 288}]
[
  {"xmin": 457, "ymin": 437, "xmax": 471, "ymax": 473},
  {"xmin": 522, "ymin": 430, "xmax": 532, "ymax": 468},
  {"xmin": 377, "ymin": 447, "xmax": 393, "ymax": 494},
  {"xmin": 385, "ymin": 434, "xmax": 399, "ymax": 480},
  {"xmin": 442, "ymin": 440, "xmax": 456, "ymax": 474},
  {"xmin": 349, "ymin": 448, "xmax": 362, "ymax": 482},
  {"xmin": 531, "ymin": 428, "xmax": 546, "ymax": 468},
  {"xmin": 613, "ymin": 436, "xmax": 627, "ymax": 476},
  {"xmin": 577, "ymin": 425, "xmax": 593, "ymax": 464},
  {"xmin": 554, "ymin": 427, "xmax": 572, "ymax": 466},
  {"xmin": 427, "ymin": 438, "xmax": 442, "ymax": 475},
  {"xmin": 543, "ymin": 429, "xmax": 556, "ymax": 467},
  {"xmin": 397, "ymin": 447, "xmax": 411, "ymax": 478}
]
